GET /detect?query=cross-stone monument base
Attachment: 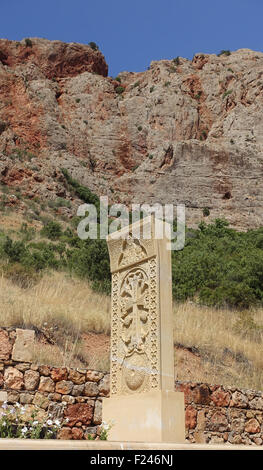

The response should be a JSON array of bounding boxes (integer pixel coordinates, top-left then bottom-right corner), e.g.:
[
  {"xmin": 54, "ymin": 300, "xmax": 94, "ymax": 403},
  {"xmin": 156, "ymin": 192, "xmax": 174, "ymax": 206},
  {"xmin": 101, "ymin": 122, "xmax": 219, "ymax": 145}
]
[{"xmin": 102, "ymin": 390, "xmax": 185, "ymax": 443}]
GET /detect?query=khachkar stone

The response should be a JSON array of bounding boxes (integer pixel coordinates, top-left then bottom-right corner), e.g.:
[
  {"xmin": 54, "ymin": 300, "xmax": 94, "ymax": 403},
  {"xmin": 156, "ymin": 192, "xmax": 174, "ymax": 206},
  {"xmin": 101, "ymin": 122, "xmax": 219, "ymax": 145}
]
[{"xmin": 102, "ymin": 215, "xmax": 185, "ymax": 443}]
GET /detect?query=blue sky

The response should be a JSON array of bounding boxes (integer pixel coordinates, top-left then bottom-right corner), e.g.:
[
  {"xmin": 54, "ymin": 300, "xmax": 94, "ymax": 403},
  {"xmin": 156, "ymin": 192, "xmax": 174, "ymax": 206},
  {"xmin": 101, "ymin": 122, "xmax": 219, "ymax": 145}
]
[{"xmin": 1, "ymin": 0, "xmax": 263, "ymax": 77}]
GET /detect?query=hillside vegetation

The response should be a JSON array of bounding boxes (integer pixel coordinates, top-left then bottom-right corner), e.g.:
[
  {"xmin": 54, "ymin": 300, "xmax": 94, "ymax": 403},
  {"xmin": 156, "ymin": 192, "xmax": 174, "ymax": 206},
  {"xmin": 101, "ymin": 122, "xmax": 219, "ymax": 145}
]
[
  {"xmin": 1, "ymin": 198, "xmax": 263, "ymax": 310},
  {"xmin": 0, "ymin": 270, "xmax": 262, "ymax": 390},
  {"xmin": 0, "ymin": 185, "xmax": 263, "ymax": 389}
]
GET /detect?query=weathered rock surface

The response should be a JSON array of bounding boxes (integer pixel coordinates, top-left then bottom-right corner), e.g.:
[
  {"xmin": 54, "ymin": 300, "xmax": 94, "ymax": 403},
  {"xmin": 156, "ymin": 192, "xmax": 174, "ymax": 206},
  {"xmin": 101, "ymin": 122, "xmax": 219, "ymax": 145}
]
[
  {"xmin": 0, "ymin": 329, "xmax": 13, "ymax": 360},
  {"xmin": 0, "ymin": 40, "xmax": 263, "ymax": 229},
  {"xmin": 24, "ymin": 369, "xmax": 40, "ymax": 390},
  {"xmin": 64, "ymin": 403, "xmax": 93, "ymax": 427},
  {"xmin": 12, "ymin": 329, "xmax": 35, "ymax": 362},
  {"xmin": 4, "ymin": 366, "xmax": 24, "ymax": 390}
]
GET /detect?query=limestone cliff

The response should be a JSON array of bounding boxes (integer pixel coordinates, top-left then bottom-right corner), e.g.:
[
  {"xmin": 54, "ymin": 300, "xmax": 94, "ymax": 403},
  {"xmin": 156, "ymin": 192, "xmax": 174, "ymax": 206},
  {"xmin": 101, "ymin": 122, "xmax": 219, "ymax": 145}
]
[{"xmin": 0, "ymin": 38, "xmax": 263, "ymax": 229}]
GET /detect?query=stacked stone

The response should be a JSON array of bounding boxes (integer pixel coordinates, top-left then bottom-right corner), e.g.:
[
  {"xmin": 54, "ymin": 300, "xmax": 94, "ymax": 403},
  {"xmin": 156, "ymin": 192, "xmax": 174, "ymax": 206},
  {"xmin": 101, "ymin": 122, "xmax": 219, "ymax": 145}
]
[
  {"xmin": 2, "ymin": 327, "xmax": 263, "ymax": 443},
  {"xmin": 0, "ymin": 327, "xmax": 109, "ymax": 440},
  {"xmin": 175, "ymin": 382, "xmax": 263, "ymax": 446}
]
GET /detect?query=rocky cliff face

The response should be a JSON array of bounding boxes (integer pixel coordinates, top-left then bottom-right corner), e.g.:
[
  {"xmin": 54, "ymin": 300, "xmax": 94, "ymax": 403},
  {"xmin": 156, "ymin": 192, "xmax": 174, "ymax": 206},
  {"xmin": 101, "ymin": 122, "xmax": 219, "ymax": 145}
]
[{"xmin": 0, "ymin": 38, "xmax": 263, "ymax": 229}]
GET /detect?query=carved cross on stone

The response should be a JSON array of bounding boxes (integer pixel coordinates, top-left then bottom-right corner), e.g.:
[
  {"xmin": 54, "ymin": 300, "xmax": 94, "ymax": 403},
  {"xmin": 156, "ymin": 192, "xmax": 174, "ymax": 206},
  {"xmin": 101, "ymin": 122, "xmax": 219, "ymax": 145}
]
[
  {"xmin": 103, "ymin": 215, "xmax": 185, "ymax": 443},
  {"xmin": 120, "ymin": 269, "xmax": 149, "ymax": 354}
]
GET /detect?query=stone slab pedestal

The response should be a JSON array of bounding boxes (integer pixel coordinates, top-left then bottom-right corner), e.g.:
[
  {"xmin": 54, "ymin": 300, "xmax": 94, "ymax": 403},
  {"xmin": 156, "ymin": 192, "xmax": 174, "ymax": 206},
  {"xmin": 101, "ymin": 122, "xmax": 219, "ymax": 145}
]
[{"xmin": 102, "ymin": 390, "xmax": 185, "ymax": 443}]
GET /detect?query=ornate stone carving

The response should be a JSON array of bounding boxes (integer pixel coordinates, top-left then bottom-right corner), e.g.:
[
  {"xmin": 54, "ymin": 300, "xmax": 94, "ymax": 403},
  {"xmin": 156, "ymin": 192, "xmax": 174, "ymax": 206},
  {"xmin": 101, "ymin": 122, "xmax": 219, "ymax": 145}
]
[
  {"xmin": 104, "ymin": 217, "xmax": 185, "ymax": 443},
  {"xmin": 118, "ymin": 234, "xmax": 148, "ymax": 267},
  {"xmin": 107, "ymin": 216, "xmax": 174, "ymax": 397}
]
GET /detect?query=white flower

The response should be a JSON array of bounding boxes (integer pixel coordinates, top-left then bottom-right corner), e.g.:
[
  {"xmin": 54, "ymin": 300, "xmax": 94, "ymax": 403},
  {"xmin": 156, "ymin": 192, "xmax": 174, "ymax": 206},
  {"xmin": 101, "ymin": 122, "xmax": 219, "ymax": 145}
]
[
  {"xmin": 65, "ymin": 418, "xmax": 69, "ymax": 423},
  {"xmin": 2, "ymin": 421, "xmax": 6, "ymax": 426},
  {"xmin": 2, "ymin": 403, "xmax": 8, "ymax": 410},
  {"xmin": 21, "ymin": 426, "xmax": 28, "ymax": 433},
  {"xmin": 9, "ymin": 408, "xmax": 15, "ymax": 414},
  {"xmin": 46, "ymin": 419, "xmax": 53, "ymax": 426},
  {"xmin": 54, "ymin": 419, "xmax": 61, "ymax": 426},
  {"xmin": 103, "ymin": 424, "xmax": 109, "ymax": 430},
  {"xmin": 33, "ymin": 421, "xmax": 39, "ymax": 426}
]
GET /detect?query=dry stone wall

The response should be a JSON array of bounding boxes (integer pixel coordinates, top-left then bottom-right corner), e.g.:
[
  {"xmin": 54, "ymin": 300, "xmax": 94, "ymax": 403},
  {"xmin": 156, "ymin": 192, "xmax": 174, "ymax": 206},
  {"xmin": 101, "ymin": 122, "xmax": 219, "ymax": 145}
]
[
  {"xmin": 0, "ymin": 327, "xmax": 109, "ymax": 440},
  {"xmin": 175, "ymin": 381, "xmax": 263, "ymax": 446},
  {"xmin": 1, "ymin": 327, "xmax": 263, "ymax": 444}
]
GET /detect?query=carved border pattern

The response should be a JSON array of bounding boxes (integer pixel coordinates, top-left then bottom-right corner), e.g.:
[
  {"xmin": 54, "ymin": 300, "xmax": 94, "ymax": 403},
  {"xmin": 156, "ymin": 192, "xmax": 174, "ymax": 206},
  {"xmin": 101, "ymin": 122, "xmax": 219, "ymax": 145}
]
[
  {"xmin": 110, "ymin": 272, "xmax": 119, "ymax": 395},
  {"xmin": 110, "ymin": 256, "xmax": 160, "ymax": 395},
  {"xmin": 149, "ymin": 257, "xmax": 160, "ymax": 389}
]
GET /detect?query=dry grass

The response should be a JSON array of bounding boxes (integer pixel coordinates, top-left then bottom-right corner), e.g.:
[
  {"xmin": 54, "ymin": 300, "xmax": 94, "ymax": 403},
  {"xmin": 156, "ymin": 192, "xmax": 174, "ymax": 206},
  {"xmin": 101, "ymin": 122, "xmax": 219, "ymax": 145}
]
[
  {"xmin": 0, "ymin": 270, "xmax": 111, "ymax": 335},
  {"xmin": 1, "ymin": 269, "xmax": 263, "ymax": 389},
  {"xmin": 173, "ymin": 302, "xmax": 263, "ymax": 390}
]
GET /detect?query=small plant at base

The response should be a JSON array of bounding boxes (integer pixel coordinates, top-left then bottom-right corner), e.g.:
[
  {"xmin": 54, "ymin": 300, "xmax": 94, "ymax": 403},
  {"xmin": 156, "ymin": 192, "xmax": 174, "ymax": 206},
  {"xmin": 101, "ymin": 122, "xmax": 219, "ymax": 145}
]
[
  {"xmin": 0, "ymin": 403, "xmax": 62, "ymax": 439},
  {"xmin": 99, "ymin": 420, "xmax": 114, "ymax": 440}
]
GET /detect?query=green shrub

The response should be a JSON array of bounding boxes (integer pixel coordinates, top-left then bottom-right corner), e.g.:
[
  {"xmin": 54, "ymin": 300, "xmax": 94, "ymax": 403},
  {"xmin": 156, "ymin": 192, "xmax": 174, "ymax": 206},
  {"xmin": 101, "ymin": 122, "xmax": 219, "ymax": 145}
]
[
  {"xmin": 0, "ymin": 121, "xmax": 7, "ymax": 134},
  {"xmin": 132, "ymin": 165, "xmax": 139, "ymax": 172},
  {"xmin": 223, "ymin": 89, "xmax": 233, "ymax": 99},
  {"xmin": 61, "ymin": 168, "xmax": 100, "ymax": 213},
  {"xmin": 88, "ymin": 42, "xmax": 99, "ymax": 51},
  {"xmin": 67, "ymin": 239, "xmax": 111, "ymax": 294},
  {"xmin": 20, "ymin": 223, "xmax": 36, "ymax": 242},
  {"xmin": 3, "ymin": 237, "xmax": 27, "ymax": 262},
  {"xmin": 194, "ymin": 91, "xmax": 202, "ymax": 100},
  {"xmin": 115, "ymin": 86, "xmax": 125, "ymax": 95},
  {"xmin": 41, "ymin": 221, "xmax": 62, "ymax": 240},
  {"xmin": 173, "ymin": 57, "xmax": 180, "ymax": 66},
  {"xmin": 172, "ymin": 219, "xmax": 263, "ymax": 308},
  {"xmin": 25, "ymin": 38, "xmax": 33, "ymax": 48},
  {"xmin": 203, "ymin": 207, "xmax": 210, "ymax": 217},
  {"xmin": 218, "ymin": 50, "xmax": 231, "ymax": 56}
]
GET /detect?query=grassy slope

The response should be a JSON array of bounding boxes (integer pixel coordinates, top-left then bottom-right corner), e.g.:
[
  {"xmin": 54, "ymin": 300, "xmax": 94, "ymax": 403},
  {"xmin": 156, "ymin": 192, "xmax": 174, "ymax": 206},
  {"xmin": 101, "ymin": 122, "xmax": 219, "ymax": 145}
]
[
  {"xmin": 0, "ymin": 195, "xmax": 263, "ymax": 390},
  {"xmin": 0, "ymin": 269, "xmax": 263, "ymax": 390}
]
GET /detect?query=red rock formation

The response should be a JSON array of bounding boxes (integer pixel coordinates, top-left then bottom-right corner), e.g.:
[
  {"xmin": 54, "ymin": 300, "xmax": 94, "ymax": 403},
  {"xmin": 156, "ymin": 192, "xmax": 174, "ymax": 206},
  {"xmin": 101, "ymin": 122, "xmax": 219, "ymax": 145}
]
[
  {"xmin": 0, "ymin": 38, "xmax": 108, "ymax": 78},
  {"xmin": 0, "ymin": 40, "xmax": 263, "ymax": 229}
]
